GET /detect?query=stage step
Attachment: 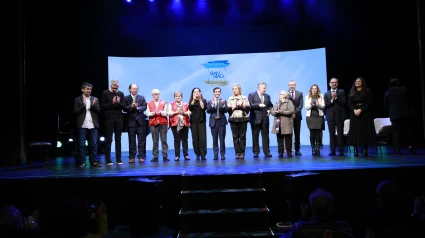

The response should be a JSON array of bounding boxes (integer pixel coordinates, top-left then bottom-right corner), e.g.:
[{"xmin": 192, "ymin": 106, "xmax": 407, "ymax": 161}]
[
  {"xmin": 178, "ymin": 173, "xmax": 273, "ymax": 236},
  {"xmin": 177, "ymin": 228, "xmax": 275, "ymax": 238},
  {"xmin": 179, "ymin": 206, "xmax": 271, "ymax": 233},
  {"xmin": 181, "ymin": 188, "xmax": 267, "ymax": 210}
]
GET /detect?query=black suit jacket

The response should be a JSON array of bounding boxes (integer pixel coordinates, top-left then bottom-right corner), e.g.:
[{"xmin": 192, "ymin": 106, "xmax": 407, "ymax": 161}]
[
  {"xmin": 324, "ymin": 89, "xmax": 347, "ymax": 121},
  {"xmin": 123, "ymin": 94, "xmax": 147, "ymax": 126},
  {"xmin": 383, "ymin": 86, "xmax": 414, "ymax": 121},
  {"xmin": 206, "ymin": 98, "xmax": 228, "ymax": 128},
  {"xmin": 288, "ymin": 90, "xmax": 304, "ymax": 120},
  {"xmin": 248, "ymin": 91, "xmax": 273, "ymax": 124},
  {"xmin": 74, "ymin": 95, "xmax": 100, "ymax": 128}
]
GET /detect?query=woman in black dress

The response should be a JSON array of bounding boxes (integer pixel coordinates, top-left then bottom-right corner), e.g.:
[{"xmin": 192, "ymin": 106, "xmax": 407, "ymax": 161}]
[
  {"xmin": 189, "ymin": 87, "xmax": 208, "ymax": 160},
  {"xmin": 347, "ymin": 77, "xmax": 376, "ymax": 156}
]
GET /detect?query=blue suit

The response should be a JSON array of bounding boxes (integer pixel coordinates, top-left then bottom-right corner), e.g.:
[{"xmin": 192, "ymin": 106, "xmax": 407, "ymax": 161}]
[{"xmin": 206, "ymin": 98, "xmax": 228, "ymax": 159}]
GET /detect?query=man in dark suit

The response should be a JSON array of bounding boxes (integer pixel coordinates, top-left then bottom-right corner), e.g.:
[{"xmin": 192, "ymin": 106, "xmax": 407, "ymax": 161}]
[
  {"xmin": 206, "ymin": 87, "xmax": 228, "ymax": 160},
  {"xmin": 383, "ymin": 78, "xmax": 415, "ymax": 154},
  {"xmin": 248, "ymin": 82, "xmax": 273, "ymax": 157},
  {"xmin": 124, "ymin": 84, "xmax": 147, "ymax": 163},
  {"xmin": 73, "ymin": 82, "xmax": 102, "ymax": 168},
  {"xmin": 324, "ymin": 77, "xmax": 347, "ymax": 156},
  {"xmin": 288, "ymin": 80, "xmax": 304, "ymax": 156}
]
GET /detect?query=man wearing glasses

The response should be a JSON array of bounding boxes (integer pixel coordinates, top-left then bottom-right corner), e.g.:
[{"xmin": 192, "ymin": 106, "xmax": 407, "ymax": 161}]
[
  {"xmin": 324, "ymin": 77, "xmax": 347, "ymax": 156},
  {"xmin": 101, "ymin": 79, "xmax": 125, "ymax": 165}
]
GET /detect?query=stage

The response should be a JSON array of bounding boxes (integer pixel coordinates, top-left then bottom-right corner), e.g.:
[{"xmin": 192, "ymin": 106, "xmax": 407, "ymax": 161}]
[
  {"xmin": 1, "ymin": 145, "xmax": 424, "ymax": 237},
  {"xmin": 1, "ymin": 145, "xmax": 424, "ymax": 179}
]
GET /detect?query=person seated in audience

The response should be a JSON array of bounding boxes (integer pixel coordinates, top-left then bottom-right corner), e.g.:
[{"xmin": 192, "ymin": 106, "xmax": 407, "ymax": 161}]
[
  {"xmin": 43, "ymin": 199, "xmax": 108, "ymax": 238},
  {"xmin": 281, "ymin": 188, "xmax": 353, "ymax": 238},
  {"xmin": 359, "ymin": 180, "xmax": 423, "ymax": 238},
  {"xmin": 0, "ymin": 205, "xmax": 40, "ymax": 238}
]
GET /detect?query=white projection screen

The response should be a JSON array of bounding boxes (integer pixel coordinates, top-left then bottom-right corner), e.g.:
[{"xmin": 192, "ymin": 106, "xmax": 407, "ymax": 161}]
[{"xmin": 108, "ymin": 48, "xmax": 329, "ymax": 153}]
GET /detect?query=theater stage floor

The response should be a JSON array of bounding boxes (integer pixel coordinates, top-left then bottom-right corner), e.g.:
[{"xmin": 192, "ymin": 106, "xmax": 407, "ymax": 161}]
[{"xmin": 1, "ymin": 145, "xmax": 424, "ymax": 179}]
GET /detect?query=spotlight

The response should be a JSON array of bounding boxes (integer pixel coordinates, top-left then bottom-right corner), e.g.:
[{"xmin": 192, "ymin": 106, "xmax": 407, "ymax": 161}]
[
  {"xmin": 126, "ymin": 0, "xmax": 131, "ymax": 3},
  {"xmin": 57, "ymin": 141, "xmax": 62, "ymax": 148},
  {"xmin": 100, "ymin": 137, "xmax": 105, "ymax": 142},
  {"xmin": 68, "ymin": 138, "xmax": 74, "ymax": 142}
]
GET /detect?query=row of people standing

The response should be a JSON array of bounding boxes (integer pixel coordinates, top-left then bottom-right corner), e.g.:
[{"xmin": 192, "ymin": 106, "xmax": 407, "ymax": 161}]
[{"xmin": 73, "ymin": 77, "xmax": 413, "ymax": 167}]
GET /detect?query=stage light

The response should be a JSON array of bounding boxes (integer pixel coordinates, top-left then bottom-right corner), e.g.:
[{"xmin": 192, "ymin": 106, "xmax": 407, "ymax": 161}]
[
  {"xmin": 68, "ymin": 138, "xmax": 74, "ymax": 142},
  {"xmin": 100, "ymin": 137, "xmax": 105, "ymax": 142},
  {"xmin": 57, "ymin": 141, "xmax": 62, "ymax": 148},
  {"xmin": 126, "ymin": 0, "xmax": 131, "ymax": 3}
]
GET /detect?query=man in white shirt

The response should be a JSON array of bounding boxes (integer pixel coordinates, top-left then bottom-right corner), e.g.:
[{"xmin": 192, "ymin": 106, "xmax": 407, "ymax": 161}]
[{"xmin": 73, "ymin": 82, "xmax": 101, "ymax": 168}]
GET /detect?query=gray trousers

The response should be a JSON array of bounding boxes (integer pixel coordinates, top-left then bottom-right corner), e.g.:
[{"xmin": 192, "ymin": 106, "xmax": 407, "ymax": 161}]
[{"xmin": 150, "ymin": 124, "xmax": 168, "ymax": 157}]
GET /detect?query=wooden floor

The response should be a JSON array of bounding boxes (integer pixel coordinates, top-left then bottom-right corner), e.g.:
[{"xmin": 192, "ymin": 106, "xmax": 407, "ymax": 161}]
[{"xmin": 1, "ymin": 145, "xmax": 424, "ymax": 179}]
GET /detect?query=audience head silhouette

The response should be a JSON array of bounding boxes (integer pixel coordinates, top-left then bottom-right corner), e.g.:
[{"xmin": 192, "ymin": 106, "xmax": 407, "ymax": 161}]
[{"xmin": 309, "ymin": 188, "xmax": 335, "ymax": 222}]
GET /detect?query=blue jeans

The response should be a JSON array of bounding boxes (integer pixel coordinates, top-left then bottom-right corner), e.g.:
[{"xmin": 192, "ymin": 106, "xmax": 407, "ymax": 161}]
[{"xmin": 77, "ymin": 128, "xmax": 98, "ymax": 164}]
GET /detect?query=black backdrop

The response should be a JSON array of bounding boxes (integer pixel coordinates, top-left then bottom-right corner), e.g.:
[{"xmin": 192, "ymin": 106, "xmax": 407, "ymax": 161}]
[{"xmin": 5, "ymin": 0, "xmax": 425, "ymax": 165}]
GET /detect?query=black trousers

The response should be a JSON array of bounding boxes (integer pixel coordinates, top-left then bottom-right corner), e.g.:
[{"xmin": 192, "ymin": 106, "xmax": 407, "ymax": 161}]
[
  {"xmin": 251, "ymin": 122, "xmax": 270, "ymax": 155},
  {"xmin": 327, "ymin": 119, "xmax": 344, "ymax": 152},
  {"xmin": 391, "ymin": 116, "xmax": 413, "ymax": 148},
  {"xmin": 293, "ymin": 119, "xmax": 301, "ymax": 151},
  {"xmin": 191, "ymin": 122, "xmax": 207, "ymax": 157},
  {"xmin": 104, "ymin": 117, "xmax": 123, "ymax": 160},
  {"xmin": 230, "ymin": 122, "xmax": 248, "ymax": 156},
  {"xmin": 127, "ymin": 122, "xmax": 146, "ymax": 158},
  {"xmin": 171, "ymin": 126, "xmax": 189, "ymax": 157},
  {"xmin": 277, "ymin": 134, "xmax": 292, "ymax": 154}
]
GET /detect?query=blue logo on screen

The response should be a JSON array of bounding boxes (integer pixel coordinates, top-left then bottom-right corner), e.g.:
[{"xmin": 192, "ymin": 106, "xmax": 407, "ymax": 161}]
[{"xmin": 202, "ymin": 60, "xmax": 230, "ymax": 85}]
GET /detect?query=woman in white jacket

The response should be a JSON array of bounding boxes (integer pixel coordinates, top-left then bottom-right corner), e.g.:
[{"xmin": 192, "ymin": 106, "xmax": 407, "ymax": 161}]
[{"xmin": 305, "ymin": 84, "xmax": 325, "ymax": 155}]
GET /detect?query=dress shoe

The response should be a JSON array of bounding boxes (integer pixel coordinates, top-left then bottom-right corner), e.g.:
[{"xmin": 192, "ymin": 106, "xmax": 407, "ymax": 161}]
[
  {"xmin": 129, "ymin": 158, "xmax": 135, "ymax": 163},
  {"xmin": 221, "ymin": 156, "xmax": 226, "ymax": 160},
  {"xmin": 163, "ymin": 157, "xmax": 170, "ymax": 161},
  {"xmin": 106, "ymin": 159, "xmax": 113, "ymax": 166},
  {"xmin": 196, "ymin": 156, "xmax": 201, "ymax": 160},
  {"xmin": 201, "ymin": 156, "xmax": 206, "ymax": 160},
  {"xmin": 278, "ymin": 153, "xmax": 284, "ymax": 158},
  {"xmin": 253, "ymin": 153, "xmax": 259, "ymax": 157},
  {"xmin": 150, "ymin": 157, "xmax": 158, "ymax": 162},
  {"xmin": 138, "ymin": 158, "xmax": 144, "ymax": 163},
  {"xmin": 117, "ymin": 159, "xmax": 123, "ymax": 165},
  {"xmin": 184, "ymin": 156, "xmax": 190, "ymax": 160},
  {"xmin": 338, "ymin": 152, "xmax": 345, "ymax": 156},
  {"xmin": 78, "ymin": 163, "xmax": 86, "ymax": 168},
  {"xmin": 174, "ymin": 157, "xmax": 180, "ymax": 161},
  {"xmin": 395, "ymin": 148, "xmax": 402, "ymax": 155},
  {"xmin": 90, "ymin": 162, "xmax": 102, "ymax": 167},
  {"xmin": 328, "ymin": 151, "xmax": 336, "ymax": 156},
  {"xmin": 295, "ymin": 151, "xmax": 302, "ymax": 156},
  {"xmin": 265, "ymin": 153, "xmax": 273, "ymax": 157},
  {"xmin": 287, "ymin": 152, "xmax": 293, "ymax": 158},
  {"xmin": 213, "ymin": 156, "xmax": 218, "ymax": 160}
]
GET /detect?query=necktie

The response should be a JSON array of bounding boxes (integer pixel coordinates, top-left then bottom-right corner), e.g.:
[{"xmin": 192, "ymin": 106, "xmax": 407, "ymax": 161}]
[
  {"xmin": 132, "ymin": 95, "xmax": 136, "ymax": 102},
  {"xmin": 216, "ymin": 99, "xmax": 220, "ymax": 119},
  {"xmin": 261, "ymin": 95, "xmax": 264, "ymax": 104},
  {"xmin": 291, "ymin": 91, "xmax": 294, "ymax": 99}
]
